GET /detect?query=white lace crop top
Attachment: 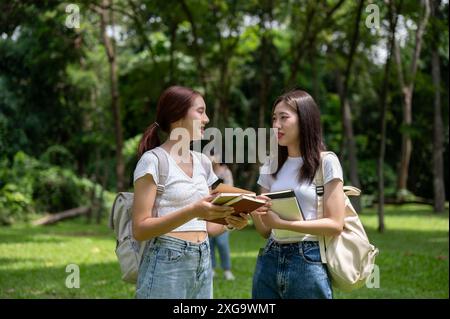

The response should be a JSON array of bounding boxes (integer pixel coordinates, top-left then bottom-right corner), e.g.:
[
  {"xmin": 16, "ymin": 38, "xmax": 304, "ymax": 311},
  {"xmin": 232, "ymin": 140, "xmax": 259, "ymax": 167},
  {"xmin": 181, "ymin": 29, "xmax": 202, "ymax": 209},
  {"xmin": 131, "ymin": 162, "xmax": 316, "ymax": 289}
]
[{"xmin": 133, "ymin": 147, "xmax": 218, "ymax": 232}]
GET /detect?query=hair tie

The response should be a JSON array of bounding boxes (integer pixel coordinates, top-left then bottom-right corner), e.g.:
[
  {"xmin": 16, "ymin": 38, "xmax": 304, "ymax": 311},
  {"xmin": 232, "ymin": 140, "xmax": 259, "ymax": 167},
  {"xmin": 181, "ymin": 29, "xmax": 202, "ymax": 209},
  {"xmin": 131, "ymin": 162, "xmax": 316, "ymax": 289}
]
[{"xmin": 154, "ymin": 122, "xmax": 160, "ymax": 128}]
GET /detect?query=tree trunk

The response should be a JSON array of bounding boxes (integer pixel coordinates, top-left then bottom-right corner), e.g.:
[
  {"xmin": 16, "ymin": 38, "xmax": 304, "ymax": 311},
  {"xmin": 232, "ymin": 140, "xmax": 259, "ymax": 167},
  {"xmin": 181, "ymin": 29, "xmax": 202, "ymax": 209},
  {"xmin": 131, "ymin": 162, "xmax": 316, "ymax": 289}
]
[
  {"xmin": 397, "ymin": 87, "xmax": 413, "ymax": 192},
  {"xmin": 33, "ymin": 207, "xmax": 90, "ymax": 226},
  {"xmin": 168, "ymin": 22, "xmax": 178, "ymax": 84},
  {"xmin": 287, "ymin": 0, "xmax": 345, "ymax": 86},
  {"xmin": 311, "ymin": 49, "xmax": 319, "ymax": 101},
  {"xmin": 431, "ymin": 0, "xmax": 446, "ymax": 213},
  {"xmin": 377, "ymin": 0, "xmax": 401, "ymax": 233},
  {"xmin": 100, "ymin": 0, "xmax": 125, "ymax": 191},
  {"xmin": 337, "ymin": 0, "xmax": 364, "ymax": 211},
  {"xmin": 394, "ymin": 0, "xmax": 431, "ymax": 198},
  {"xmin": 244, "ymin": 2, "xmax": 273, "ymax": 191},
  {"xmin": 180, "ymin": 0, "xmax": 209, "ymax": 96},
  {"xmin": 342, "ymin": 95, "xmax": 361, "ymax": 192}
]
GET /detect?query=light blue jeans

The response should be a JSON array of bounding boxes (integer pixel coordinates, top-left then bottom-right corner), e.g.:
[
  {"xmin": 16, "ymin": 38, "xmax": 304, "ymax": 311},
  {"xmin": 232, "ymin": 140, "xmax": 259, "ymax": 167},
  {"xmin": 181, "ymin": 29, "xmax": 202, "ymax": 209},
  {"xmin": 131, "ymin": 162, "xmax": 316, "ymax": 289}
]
[
  {"xmin": 252, "ymin": 239, "xmax": 333, "ymax": 299},
  {"xmin": 136, "ymin": 235, "xmax": 212, "ymax": 299},
  {"xmin": 209, "ymin": 231, "xmax": 231, "ymax": 270}
]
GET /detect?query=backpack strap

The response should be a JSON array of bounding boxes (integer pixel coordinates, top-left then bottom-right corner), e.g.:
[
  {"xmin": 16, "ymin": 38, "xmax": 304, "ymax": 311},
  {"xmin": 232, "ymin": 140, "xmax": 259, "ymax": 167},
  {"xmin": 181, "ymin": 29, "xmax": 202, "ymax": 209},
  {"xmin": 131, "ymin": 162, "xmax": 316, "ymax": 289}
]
[
  {"xmin": 149, "ymin": 147, "xmax": 169, "ymax": 195},
  {"xmin": 314, "ymin": 151, "xmax": 334, "ymax": 264},
  {"xmin": 314, "ymin": 151, "xmax": 361, "ymax": 264},
  {"xmin": 148, "ymin": 147, "xmax": 169, "ymax": 218}
]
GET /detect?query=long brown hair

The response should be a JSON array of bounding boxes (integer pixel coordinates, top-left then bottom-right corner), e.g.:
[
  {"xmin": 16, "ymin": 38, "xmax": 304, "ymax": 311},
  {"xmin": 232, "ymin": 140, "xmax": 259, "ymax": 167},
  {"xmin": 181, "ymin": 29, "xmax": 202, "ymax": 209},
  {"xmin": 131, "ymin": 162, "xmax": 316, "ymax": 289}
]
[
  {"xmin": 137, "ymin": 85, "xmax": 202, "ymax": 158},
  {"xmin": 272, "ymin": 89, "xmax": 326, "ymax": 184}
]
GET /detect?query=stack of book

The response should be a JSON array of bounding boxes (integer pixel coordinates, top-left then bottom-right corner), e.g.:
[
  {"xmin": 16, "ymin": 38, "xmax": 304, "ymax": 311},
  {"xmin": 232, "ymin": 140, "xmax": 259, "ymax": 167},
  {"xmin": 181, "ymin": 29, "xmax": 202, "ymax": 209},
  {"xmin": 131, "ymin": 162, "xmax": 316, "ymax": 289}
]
[{"xmin": 208, "ymin": 184, "xmax": 266, "ymax": 225}]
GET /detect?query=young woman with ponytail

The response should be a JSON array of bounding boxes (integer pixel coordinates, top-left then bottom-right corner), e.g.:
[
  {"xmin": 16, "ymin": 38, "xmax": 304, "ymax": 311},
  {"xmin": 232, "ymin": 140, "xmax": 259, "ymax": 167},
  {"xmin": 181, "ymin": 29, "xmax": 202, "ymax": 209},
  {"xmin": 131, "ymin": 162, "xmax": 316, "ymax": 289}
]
[{"xmin": 132, "ymin": 85, "xmax": 248, "ymax": 299}]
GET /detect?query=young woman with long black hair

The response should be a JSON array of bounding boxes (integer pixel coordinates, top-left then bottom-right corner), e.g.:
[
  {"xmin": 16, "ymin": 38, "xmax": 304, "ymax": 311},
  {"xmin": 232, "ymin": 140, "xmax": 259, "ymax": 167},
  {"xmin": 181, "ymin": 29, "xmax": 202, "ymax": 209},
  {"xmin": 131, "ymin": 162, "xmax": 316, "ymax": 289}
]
[{"xmin": 251, "ymin": 89, "xmax": 346, "ymax": 299}]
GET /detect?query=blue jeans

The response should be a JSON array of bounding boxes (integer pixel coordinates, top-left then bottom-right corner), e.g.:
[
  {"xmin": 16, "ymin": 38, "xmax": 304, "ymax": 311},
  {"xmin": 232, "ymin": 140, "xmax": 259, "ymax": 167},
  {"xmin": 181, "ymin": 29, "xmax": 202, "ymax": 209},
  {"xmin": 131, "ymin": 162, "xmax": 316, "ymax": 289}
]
[
  {"xmin": 209, "ymin": 231, "xmax": 231, "ymax": 270},
  {"xmin": 136, "ymin": 235, "xmax": 212, "ymax": 299},
  {"xmin": 252, "ymin": 239, "xmax": 333, "ymax": 299}
]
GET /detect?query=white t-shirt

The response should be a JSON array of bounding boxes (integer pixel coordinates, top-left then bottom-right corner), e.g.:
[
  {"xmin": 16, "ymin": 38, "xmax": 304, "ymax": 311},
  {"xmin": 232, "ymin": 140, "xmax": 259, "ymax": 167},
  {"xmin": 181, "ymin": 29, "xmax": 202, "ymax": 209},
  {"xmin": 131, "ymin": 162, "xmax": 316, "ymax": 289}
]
[
  {"xmin": 257, "ymin": 153, "xmax": 344, "ymax": 241},
  {"xmin": 133, "ymin": 147, "xmax": 218, "ymax": 232}
]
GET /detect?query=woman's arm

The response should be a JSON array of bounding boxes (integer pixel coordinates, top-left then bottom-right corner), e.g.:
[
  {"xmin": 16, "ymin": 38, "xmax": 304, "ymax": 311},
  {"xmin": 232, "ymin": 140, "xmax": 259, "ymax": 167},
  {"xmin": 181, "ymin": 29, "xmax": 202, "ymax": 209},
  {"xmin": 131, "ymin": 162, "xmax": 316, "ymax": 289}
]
[
  {"xmin": 132, "ymin": 175, "xmax": 234, "ymax": 241},
  {"xmin": 260, "ymin": 180, "xmax": 345, "ymax": 237},
  {"xmin": 250, "ymin": 187, "xmax": 272, "ymax": 239}
]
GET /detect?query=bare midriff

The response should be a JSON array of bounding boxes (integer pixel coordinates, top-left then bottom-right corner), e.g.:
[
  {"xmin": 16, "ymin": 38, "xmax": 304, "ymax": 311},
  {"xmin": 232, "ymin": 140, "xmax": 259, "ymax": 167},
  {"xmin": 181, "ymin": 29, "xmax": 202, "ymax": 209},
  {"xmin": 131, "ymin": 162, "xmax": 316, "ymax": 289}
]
[{"xmin": 166, "ymin": 231, "xmax": 208, "ymax": 243}]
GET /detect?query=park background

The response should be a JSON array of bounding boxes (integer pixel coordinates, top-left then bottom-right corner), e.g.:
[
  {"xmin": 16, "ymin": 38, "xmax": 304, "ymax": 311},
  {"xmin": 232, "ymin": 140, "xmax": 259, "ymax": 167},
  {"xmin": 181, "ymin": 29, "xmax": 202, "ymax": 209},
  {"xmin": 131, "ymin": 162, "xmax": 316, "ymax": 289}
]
[{"xmin": 0, "ymin": 0, "xmax": 448, "ymax": 298}]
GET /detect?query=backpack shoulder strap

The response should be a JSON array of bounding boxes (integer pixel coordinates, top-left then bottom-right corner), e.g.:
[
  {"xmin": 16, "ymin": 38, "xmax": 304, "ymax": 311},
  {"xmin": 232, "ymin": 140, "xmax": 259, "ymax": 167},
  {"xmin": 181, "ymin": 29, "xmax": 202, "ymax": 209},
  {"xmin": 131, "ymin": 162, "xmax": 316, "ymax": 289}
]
[
  {"xmin": 149, "ymin": 147, "xmax": 169, "ymax": 195},
  {"xmin": 148, "ymin": 147, "xmax": 169, "ymax": 218},
  {"xmin": 314, "ymin": 151, "xmax": 333, "ymax": 264},
  {"xmin": 314, "ymin": 151, "xmax": 334, "ymax": 201}
]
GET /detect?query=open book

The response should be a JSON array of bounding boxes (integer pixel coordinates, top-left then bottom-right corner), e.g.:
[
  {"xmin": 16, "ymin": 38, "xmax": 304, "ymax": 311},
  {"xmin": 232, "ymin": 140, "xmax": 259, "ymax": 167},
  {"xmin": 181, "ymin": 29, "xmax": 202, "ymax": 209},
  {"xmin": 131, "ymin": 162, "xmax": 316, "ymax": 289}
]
[
  {"xmin": 261, "ymin": 189, "xmax": 307, "ymax": 240},
  {"xmin": 208, "ymin": 186, "xmax": 265, "ymax": 225}
]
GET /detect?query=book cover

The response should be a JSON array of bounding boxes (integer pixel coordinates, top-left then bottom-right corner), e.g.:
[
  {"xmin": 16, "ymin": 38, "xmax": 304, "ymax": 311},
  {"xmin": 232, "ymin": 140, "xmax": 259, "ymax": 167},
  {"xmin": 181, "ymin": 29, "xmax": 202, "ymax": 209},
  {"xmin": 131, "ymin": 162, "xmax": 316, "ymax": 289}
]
[
  {"xmin": 209, "ymin": 195, "xmax": 266, "ymax": 225},
  {"xmin": 262, "ymin": 189, "xmax": 307, "ymax": 239},
  {"xmin": 211, "ymin": 193, "xmax": 242, "ymax": 205}
]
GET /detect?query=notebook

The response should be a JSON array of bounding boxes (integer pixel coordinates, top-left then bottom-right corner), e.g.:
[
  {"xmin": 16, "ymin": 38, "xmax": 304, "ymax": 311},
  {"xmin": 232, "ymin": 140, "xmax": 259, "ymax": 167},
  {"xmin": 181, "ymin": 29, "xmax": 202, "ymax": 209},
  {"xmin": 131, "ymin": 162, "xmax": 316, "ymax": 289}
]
[{"xmin": 261, "ymin": 189, "xmax": 307, "ymax": 240}]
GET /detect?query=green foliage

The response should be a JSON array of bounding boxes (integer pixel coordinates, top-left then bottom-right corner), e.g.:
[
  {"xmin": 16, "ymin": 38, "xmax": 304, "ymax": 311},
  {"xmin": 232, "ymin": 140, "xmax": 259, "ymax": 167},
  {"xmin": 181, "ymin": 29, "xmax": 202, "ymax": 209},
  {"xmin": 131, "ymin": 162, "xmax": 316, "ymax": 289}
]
[
  {"xmin": 32, "ymin": 167, "xmax": 92, "ymax": 213},
  {"xmin": 358, "ymin": 159, "xmax": 398, "ymax": 199},
  {"xmin": 0, "ymin": 0, "xmax": 448, "ymax": 203},
  {"xmin": 0, "ymin": 183, "xmax": 34, "ymax": 226},
  {"xmin": 39, "ymin": 145, "xmax": 75, "ymax": 170},
  {"xmin": 0, "ymin": 151, "xmax": 112, "ymax": 224}
]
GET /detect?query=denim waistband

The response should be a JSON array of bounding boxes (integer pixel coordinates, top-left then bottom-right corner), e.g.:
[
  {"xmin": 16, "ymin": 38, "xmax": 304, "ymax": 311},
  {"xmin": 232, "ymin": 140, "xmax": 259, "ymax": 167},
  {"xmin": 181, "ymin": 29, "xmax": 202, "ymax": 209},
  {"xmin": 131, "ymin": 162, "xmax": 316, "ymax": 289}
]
[
  {"xmin": 266, "ymin": 238, "xmax": 319, "ymax": 252},
  {"xmin": 150, "ymin": 235, "xmax": 209, "ymax": 252}
]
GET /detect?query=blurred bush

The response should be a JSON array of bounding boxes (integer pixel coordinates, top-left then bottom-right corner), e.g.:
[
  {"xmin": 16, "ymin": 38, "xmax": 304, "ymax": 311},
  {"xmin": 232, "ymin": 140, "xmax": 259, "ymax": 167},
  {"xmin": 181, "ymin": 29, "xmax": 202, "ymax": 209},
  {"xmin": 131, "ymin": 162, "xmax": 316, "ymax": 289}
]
[
  {"xmin": 0, "ymin": 150, "xmax": 113, "ymax": 225},
  {"xmin": 356, "ymin": 159, "xmax": 397, "ymax": 207}
]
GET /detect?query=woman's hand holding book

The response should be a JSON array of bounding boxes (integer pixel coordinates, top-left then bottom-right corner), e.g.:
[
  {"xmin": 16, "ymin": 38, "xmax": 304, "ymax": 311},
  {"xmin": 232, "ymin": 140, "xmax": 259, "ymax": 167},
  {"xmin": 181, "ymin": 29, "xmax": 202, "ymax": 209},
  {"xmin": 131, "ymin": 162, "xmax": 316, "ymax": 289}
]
[
  {"xmin": 250, "ymin": 195, "xmax": 272, "ymax": 216},
  {"xmin": 224, "ymin": 213, "xmax": 249, "ymax": 230},
  {"xmin": 193, "ymin": 194, "xmax": 235, "ymax": 221}
]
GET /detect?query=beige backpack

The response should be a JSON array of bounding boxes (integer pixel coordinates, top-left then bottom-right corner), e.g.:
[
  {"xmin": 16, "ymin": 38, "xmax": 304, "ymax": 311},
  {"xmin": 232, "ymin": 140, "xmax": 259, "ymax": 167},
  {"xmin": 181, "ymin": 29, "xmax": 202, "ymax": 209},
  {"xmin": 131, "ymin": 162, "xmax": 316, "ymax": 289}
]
[
  {"xmin": 109, "ymin": 147, "xmax": 168, "ymax": 283},
  {"xmin": 315, "ymin": 152, "xmax": 379, "ymax": 291}
]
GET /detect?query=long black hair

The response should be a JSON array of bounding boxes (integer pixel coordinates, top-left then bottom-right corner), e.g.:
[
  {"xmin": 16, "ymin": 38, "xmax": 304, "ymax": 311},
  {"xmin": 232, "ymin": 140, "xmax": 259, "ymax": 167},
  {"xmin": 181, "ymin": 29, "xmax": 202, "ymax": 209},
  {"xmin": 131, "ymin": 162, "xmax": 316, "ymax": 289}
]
[{"xmin": 272, "ymin": 89, "xmax": 326, "ymax": 184}]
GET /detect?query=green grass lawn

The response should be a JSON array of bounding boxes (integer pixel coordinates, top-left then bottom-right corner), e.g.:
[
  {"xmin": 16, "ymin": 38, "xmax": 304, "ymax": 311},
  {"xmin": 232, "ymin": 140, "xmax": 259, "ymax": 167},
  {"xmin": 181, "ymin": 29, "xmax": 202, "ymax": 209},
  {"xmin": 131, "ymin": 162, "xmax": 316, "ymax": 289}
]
[{"xmin": 0, "ymin": 204, "xmax": 448, "ymax": 299}]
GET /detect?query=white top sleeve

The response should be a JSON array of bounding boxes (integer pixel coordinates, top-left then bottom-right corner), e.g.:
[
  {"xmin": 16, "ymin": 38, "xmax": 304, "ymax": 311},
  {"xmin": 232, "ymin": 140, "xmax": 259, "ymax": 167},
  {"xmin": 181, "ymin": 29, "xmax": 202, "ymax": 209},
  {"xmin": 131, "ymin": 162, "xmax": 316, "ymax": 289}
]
[
  {"xmin": 257, "ymin": 158, "xmax": 275, "ymax": 190},
  {"xmin": 322, "ymin": 153, "xmax": 344, "ymax": 185},
  {"xmin": 133, "ymin": 152, "xmax": 159, "ymax": 184}
]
